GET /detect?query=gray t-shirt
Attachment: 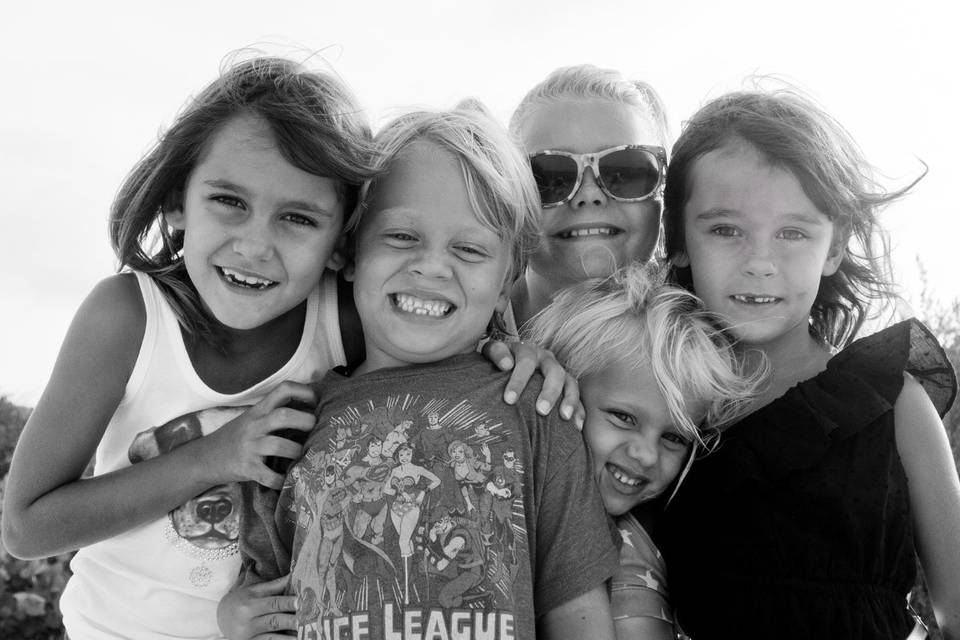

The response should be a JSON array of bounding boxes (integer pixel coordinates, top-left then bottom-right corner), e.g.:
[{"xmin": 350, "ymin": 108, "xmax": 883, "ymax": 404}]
[{"xmin": 240, "ymin": 352, "xmax": 618, "ymax": 639}]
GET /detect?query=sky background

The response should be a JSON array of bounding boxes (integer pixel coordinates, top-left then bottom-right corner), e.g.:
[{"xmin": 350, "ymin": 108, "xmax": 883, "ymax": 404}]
[{"xmin": 1, "ymin": 0, "xmax": 957, "ymax": 406}]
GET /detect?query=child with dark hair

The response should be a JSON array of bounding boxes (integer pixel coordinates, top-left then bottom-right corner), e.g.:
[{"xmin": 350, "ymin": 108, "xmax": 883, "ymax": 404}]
[{"xmin": 659, "ymin": 87, "xmax": 960, "ymax": 640}]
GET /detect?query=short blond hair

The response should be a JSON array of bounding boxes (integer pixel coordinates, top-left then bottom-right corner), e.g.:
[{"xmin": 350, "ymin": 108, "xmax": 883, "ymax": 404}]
[
  {"xmin": 510, "ymin": 64, "xmax": 671, "ymax": 149},
  {"xmin": 348, "ymin": 102, "xmax": 541, "ymax": 337},
  {"xmin": 524, "ymin": 262, "xmax": 761, "ymax": 445}
]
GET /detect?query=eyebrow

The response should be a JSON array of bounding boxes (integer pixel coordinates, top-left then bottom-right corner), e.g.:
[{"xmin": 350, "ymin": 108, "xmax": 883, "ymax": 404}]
[
  {"xmin": 203, "ymin": 179, "xmax": 339, "ymax": 217},
  {"xmin": 694, "ymin": 208, "xmax": 829, "ymax": 225}
]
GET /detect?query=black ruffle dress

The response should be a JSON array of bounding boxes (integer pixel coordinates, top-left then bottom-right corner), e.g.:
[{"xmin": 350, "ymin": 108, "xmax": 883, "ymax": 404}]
[{"xmin": 658, "ymin": 319, "xmax": 957, "ymax": 640}]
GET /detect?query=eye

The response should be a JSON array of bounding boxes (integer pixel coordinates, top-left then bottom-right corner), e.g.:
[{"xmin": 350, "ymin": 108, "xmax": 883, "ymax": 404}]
[
  {"xmin": 211, "ymin": 195, "xmax": 244, "ymax": 209},
  {"xmin": 606, "ymin": 409, "xmax": 636, "ymax": 428},
  {"xmin": 662, "ymin": 431, "xmax": 691, "ymax": 450},
  {"xmin": 709, "ymin": 225, "xmax": 740, "ymax": 238},
  {"xmin": 384, "ymin": 231, "xmax": 418, "ymax": 246},
  {"xmin": 282, "ymin": 212, "xmax": 317, "ymax": 227},
  {"xmin": 778, "ymin": 228, "xmax": 808, "ymax": 240},
  {"xmin": 453, "ymin": 244, "xmax": 490, "ymax": 262}
]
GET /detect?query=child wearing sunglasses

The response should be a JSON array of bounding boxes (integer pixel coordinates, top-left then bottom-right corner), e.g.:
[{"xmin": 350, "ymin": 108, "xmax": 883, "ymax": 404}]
[
  {"xmin": 508, "ymin": 64, "xmax": 670, "ymax": 328},
  {"xmin": 526, "ymin": 262, "xmax": 759, "ymax": 640},
  {"xmin": 229, "ymin": 104, "xmax": 619, "ymax": 640}
]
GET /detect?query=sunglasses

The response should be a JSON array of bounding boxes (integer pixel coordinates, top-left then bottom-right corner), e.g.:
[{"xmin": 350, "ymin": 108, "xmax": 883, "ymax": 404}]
[{"xmin": 529, "ymin": 144, "xmax": 666, "ymax": 208}]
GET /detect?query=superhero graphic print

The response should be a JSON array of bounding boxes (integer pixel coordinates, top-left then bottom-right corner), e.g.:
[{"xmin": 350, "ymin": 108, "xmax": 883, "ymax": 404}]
[{"xmin": 282, "ymin": 394, "xmax": 527, "ymax": 640}]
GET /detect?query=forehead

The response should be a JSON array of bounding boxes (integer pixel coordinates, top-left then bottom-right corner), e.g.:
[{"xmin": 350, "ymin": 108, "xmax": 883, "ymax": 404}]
[
  {"xmin": 685, "ymin": 142, "xmax": 826, "ymax": 222},
  {"xmin": 365, "ymin": 141, "xmax": 475, "ymax": 224},
  {"xmin": 193, "ymin": 113, "xmax": 343, "ymax": 205},
  {"xmin": 520, "ymin": 100, "xmax": 662, "ymax": 154}
]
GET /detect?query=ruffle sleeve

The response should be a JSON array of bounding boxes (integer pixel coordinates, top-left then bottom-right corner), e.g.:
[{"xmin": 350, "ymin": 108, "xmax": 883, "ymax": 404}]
[{"xmin": 718, "ymin": 318, "xmax": 956, "ymax": 482}]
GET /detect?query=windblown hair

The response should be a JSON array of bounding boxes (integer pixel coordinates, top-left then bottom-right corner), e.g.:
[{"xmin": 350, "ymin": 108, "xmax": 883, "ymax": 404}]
[
  {"xmin": 525, "ymin": 262, "xmax": 761, "ymax": 446},
  {"xmin": 349, "ymin": 101, "xmax": 541, "ymax": 337},
  {"xmin": 110, "ymin": 55, "xmax": 374, "ymax": 348},
  {"xmin": 663, "ymin": 87, "xmax": 917, "ymax": 348},
  {"xmin": 509, "ymin": 64, "xmax": 671, "ymax": 149}
]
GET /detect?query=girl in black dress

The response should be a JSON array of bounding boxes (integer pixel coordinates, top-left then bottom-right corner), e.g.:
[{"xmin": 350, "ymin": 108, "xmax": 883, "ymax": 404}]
[{"xmin": 658, "ymin": 88, "xmax": 960, "ymax": 639}]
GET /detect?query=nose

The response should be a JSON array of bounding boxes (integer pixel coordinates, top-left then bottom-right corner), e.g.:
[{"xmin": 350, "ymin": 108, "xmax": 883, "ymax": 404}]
[
  {"xmin": 572, "ymin": 166, "xmax": 608, "ymax": 209},
  {"xmin": 408, "ymin": 245, "xmax": 453, "ymax": 280},
  {"xmin": 231, "ymin": 217, "xmax": 275, "ymax": 261},
  {"xmin": 742, "ymin": 238, "xmax": 777, "ymax": 278},
  {"xmin": 625, "ymin": 433, "xmax": 658, "ymax": 468}
]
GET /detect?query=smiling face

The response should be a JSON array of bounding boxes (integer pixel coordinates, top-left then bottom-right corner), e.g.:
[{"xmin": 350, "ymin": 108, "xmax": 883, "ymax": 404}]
[
  {"xmin": 165, "ymin": 113, "xmax": 345, "ymax": 331},
  {"xmin": 678, "ymin": 141, "xmax": 842, "ymax": 353},
  {"xmin": 348, "ymin": 140, "xmax": 513, "ymax": 373},
  {"xmin": 580, "ymin": 358, "xmax": 696, "ymax": 516},
  {"xmin": 519, "ymin": 100, "xmax": 662, "ymax": 291}
]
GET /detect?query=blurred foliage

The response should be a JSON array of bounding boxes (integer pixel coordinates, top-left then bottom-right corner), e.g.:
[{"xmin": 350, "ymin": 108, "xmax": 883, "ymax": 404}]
[{"xmin": 1, "ymin": 397, "xmax": 70, "ymax": 639}]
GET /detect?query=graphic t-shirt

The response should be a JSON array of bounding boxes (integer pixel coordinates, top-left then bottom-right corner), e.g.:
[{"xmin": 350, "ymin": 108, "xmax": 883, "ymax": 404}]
[{"xmin": 241, "ymin": 353, "xmax": 618, "ymax": 640}]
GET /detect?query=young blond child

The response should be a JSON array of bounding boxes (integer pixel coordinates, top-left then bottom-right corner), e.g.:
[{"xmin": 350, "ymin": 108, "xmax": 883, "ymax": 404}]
[
  {"xmin": 232, "ymin": 104, "xmax": 618, "ymax": 640},
  {"xmin": 526, "ymin": 262, "xmax": 760, "ymax": 640},
  {"xmin": 509, "ymin": 64, "xmax": 671, "ymax": 327}
]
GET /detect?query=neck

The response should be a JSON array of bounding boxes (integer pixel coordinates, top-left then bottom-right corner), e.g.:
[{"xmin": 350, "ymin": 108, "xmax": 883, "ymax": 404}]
[
  {"xmin": 741, "ymin": 325, "xmax": 833, "ymax": 409},
  {"xmin": 511, "ymin": 271, "xmax": 561, "ymax": 328}
]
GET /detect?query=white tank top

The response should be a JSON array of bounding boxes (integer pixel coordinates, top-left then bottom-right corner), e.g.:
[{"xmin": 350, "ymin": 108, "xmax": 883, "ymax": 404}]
[{"xmin": 59, "ymin": 270, "xmax": 345, "ymax": 640}]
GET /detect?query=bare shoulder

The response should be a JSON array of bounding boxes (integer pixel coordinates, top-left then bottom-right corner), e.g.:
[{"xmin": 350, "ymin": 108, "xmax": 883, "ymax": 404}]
[{"xmin": 55, "ymin": 273, "xmax": 147, "ymax": 395}]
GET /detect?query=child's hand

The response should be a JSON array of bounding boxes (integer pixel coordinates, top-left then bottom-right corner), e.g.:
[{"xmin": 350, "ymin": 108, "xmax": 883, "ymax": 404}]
[
  {"xmin": 217, "ymin": 575, "xmax": 296, "ymax": 639},
  {"xmin": 197, "ymin": 382, "xmax": 318, "ymax": 490},
  {"xmin": 482, "ymin": 340, "xmax": 584, "ymax": 428}
]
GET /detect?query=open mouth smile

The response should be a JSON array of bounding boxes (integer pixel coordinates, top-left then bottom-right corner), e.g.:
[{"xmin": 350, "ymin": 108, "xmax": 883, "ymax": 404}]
[
  {"xmin": 217, "ymin": 267, "xmax": 278, "ymax": 291},
  {"xmin": 606, "ymin": 463, "xmax": 647, "ymax": 489},
  {"xmin": 391, "ymin": 293, "xmax": 455, "ymax": 318},
  {"xmin": 554, "ymin": 226, "xmax": 622, "ymax": 240},
  {"xmin": 731, "ymin": 294, "xmax": 781, "ymax": 304}
]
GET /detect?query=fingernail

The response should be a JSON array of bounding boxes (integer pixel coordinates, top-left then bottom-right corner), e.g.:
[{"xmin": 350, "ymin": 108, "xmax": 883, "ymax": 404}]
[
  {"xmin": 498, "ymin": 357, "xmax": 513, "ymax": 370},
  {"xmin": 536, "ymin": 400, "xmax": 550, "ymax": 415},
  {"xmin": 575, "ymin": 415, "xmax": 584, "ymax": 430},
  {"xmin": 504, "ymin": 391, "xmax": 517, "ymax": 404},
  {"xmin": 560, "ymin": 405, "xmax": 573, "ymax": 420}
]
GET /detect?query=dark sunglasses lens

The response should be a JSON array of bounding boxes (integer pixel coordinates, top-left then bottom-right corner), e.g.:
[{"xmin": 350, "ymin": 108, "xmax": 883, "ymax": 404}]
[
  {"xmin": 598, "ymin": 149, "xmax": 661, "ymax": 199},
  {"xmin": 530, "ymin": 154, "xmax": 579, "ymax": 205}
]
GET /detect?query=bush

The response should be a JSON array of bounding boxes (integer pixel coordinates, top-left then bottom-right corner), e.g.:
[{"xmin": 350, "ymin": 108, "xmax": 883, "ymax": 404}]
[{"xmin": 1, "ymin": 397, "xmax": 70, "ymax": 639}]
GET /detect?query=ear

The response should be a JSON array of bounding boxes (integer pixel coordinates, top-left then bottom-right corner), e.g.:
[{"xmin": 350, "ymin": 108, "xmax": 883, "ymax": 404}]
[
  {"xmin": 342, "ymin": 258, "xmax": 356, "ymax": 282},
  {"xmin": 821, "ymin": 241, "xmax": 845, "ymax": 277},
  {"xmin": 326, "ymin": 235, "xmax": 348, "ymax": 272},
  {"xmin": 494, "ymin": 274, "xmax": 514, "ymax": 315},
  {"xmin": 672, "ymin": 250, "xmax": 690, "ymax": 268},
  {"xmin": 163, "ymin": 206, "xmax": 185, "ymax": 231}
]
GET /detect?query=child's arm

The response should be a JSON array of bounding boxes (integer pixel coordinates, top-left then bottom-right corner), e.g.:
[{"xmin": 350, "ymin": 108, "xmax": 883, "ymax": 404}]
[
  {"xmin": 217, "ymin": 575, "xmax": 297, "ymax": 640},
  {"xmin": 1, "ymin": 275, "xmax": 317, "ymax": 559},
  {"xmin": 537, "ymin": 585, "xmax": 615, "ymax": 640},
  {"xmin": 482, "ymin": 339, "xmax": 584, "ymax": 426},
  {"xmin": 894, "ymin": 374, "xmax": 960, "ymax": 639}
]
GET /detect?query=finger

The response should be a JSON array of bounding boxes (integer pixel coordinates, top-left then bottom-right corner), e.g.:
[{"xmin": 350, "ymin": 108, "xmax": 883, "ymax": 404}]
[
  {"xmin": 266, "ymin": 407, "xmax": 317, "ymax": 433},
  {"xmin": 481, "ymin": 339, "xmax": 515, "ymax": 371},
  {"xmin": 252, "ymin": 612, "xmax": 298, "ymax": 635},
  {"xmin": 573, "ymin": 403, "xmax": 586, "ymax": 431},
  {"xmin": 255, "ymin": 381, "xmax": 319, "ymax": 414},
  {"xmin": 262, "ymin": 435, "xmax": 305, "ymax": 461},
  {"xmin": 557, "ymin": 374, "xmax": 582, "ymax": 422},
  {"xmin": 503, "ymin": 353, "xmax": 537, "ymax": 407},
  {"xmin": 535, "ymin": 361, "xmax": 567, "ymax": 417},
  {"xmin": 256, "ymin": 467, "xmax": 286, "ymax": 490},
  {"xmin": 245, "ymin": 575, "xmax": 290, "ymax": 597}
]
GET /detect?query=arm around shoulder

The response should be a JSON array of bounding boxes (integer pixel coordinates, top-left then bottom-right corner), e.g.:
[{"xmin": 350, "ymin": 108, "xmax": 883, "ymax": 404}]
[
  {"xmin": 1, "ymin": 274, "xmax": 147, "ymax": 557},
  {"xmin": 894, "ymin": 373, "xmax": 960, "ymax": 638}
]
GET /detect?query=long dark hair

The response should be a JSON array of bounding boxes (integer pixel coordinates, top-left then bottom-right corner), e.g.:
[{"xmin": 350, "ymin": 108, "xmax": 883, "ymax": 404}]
[
  {"xmin": 664, "ymin": 88, "xmax": 919, "ymax": 348},
  {"xmin": 110, "ymin": 55, "xmax": 374, "ymax": 347}
]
